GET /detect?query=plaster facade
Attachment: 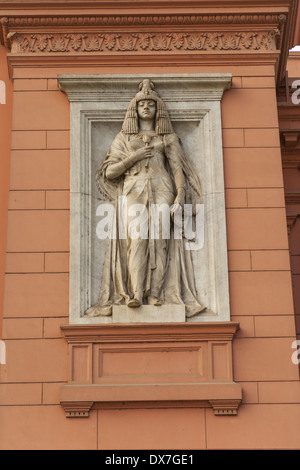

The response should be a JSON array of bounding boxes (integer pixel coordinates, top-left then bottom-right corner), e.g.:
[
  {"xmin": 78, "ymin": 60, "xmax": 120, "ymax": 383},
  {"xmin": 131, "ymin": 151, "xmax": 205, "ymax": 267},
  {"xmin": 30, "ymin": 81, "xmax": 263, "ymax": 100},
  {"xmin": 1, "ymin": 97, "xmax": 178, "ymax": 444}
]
[{"xmin": 0, "ymin": 0, "xmax": 300, "ymax": 450}]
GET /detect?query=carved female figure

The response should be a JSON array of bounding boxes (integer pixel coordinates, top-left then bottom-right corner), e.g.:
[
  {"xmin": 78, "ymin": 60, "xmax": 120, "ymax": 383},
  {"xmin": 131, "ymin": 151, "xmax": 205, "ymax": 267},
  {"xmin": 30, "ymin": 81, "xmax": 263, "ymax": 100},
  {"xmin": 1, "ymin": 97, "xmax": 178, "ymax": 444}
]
[{"xmin": 85, "ymin": 79, "xmax": 205, "ymax": 318}]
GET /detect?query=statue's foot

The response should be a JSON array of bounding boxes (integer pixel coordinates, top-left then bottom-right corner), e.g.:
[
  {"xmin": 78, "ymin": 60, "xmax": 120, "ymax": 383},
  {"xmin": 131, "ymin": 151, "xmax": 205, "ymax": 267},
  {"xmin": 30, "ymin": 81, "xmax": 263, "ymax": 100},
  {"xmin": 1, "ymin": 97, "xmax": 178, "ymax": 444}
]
[
  {"xmin": 148, "ymin": 295, "xmax": 162, "ymax": 306},
  {"xmin": 185, "ymin": 303, "xmax": 207, "ymax": 318},
  {"xmin": 127, "ymin": 297, "xmax": 142, "ymax": 308},
  {"xmin": 85, "ymin": 304, "xmax": 112, "ymax": 317}
]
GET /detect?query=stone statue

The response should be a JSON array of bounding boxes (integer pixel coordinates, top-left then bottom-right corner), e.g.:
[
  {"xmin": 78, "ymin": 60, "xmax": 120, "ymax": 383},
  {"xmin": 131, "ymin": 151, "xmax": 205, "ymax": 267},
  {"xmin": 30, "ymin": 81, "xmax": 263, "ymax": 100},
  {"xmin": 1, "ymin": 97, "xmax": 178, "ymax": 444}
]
[{"xmin": 85, "ymin": 79, "xmax": 206, "ymax": 318}]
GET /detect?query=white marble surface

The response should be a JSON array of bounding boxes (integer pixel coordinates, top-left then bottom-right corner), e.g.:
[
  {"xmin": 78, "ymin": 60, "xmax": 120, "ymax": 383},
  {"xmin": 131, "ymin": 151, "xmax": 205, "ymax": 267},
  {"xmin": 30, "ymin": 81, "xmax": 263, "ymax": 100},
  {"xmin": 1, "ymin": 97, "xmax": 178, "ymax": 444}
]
[{"xmin": 112, "ymin": 305, "xmax": 186, "ymax": 324}]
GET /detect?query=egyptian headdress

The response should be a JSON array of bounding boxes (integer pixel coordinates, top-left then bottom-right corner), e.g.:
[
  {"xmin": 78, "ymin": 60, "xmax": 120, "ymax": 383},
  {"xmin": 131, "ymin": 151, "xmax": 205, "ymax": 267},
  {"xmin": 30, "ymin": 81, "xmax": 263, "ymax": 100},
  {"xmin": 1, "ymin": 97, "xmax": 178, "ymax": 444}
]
[{"xmin": 95, "ymin": 79, "xmax": 202, "ymax": 208}]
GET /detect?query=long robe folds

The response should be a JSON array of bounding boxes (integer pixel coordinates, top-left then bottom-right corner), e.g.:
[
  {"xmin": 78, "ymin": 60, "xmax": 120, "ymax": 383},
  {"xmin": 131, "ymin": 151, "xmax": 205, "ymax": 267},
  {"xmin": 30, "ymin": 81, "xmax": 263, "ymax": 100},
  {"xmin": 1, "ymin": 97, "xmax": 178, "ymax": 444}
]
[{"xmin": 85, "ymin": 131, "xmax": 206, "ymax": 318}]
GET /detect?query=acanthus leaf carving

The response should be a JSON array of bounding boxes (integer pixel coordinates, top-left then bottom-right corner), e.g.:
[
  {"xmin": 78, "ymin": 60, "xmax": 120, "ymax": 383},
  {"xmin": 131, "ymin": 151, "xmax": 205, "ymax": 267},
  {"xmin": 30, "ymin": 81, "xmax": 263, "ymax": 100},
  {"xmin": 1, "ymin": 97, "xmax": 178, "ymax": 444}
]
[
  {"xmin": 138, "ymin": 33, "xmax": 151, "ymax": 50},
  {"xmin": 184, "ymin": 33, "xmax": 208, "ymax": 50},
  {"xmin": 104, "ymin": 34, "xmax": 116, "ymax": 51},
  {"xmin": 84, "ymin": 34, "xmax": 103, "ymax": 52},
  {"xmin": 172, "ymin": 33, "xmax": 185, "ymax": 50},
  {"xmin": 206, "ymin": 33, "xmax": 222, "ymax": 50},
  {"xmin": 260, "ymin": 28, "xmax": 281, "ymax": 50},
  {"xmin": 219, "ymin": 33, "xmax": 242, "ymax": 51},
  {"xmin": 68, "ymin": 33, "xmax": 83, "ymax": 51},
  {"xmin": 149, "ymin": 33, "xmax": 173, "ymax": 51},
  {"xmin": 10, "ymin": 29, "xmax": 282, "ymax": 54},
  {"xmin": 115, "ymin": 33, "xmax": 139, "ymax": 51}
]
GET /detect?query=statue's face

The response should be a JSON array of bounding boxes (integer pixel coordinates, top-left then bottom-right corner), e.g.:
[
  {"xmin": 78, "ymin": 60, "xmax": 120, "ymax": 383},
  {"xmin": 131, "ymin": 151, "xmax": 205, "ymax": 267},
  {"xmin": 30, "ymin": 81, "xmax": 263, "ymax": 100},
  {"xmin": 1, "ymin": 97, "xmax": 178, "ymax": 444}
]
[{"xmin": 137, "ymin": 99, "xmax": 156, "ymax": 121}]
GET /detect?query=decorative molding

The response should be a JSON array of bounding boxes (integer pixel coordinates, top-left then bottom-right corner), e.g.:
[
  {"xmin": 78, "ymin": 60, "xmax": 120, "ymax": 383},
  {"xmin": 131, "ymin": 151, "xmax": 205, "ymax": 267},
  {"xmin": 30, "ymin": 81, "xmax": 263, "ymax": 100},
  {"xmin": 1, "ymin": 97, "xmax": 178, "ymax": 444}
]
[
  {"xmin": 1, "ymin": 11, "xmax": 287, "ymax": 54},
  {"xmin": 282, "ymin": 160, "xmax": 300, "ymax": 169},
  {"xmin": 209, "ymin": 399, "xmax": 241, "ymax": 415},
  {"xmin": 58, "ymin": 73, "xmax": 232, "ymax": 102},
  {"xmin": 287, "ymin": 214, "xmax": 299, "ymax": 234},
  {"xmin": 61, "ymin": 401, "xmax": 94, "ymax": 418},
  {"xmin": 285, "ymin": 192, "xmax": 300, "ymax": 204},
  {"xmin": 0, "ymin": 17, "xmax": 10, "ymax": 49},
  {"xmin": 11, "ymin": 29, "xmax": 281, "ymax": 54},
  {"xmin": 0, "ymin": 6, "xmax": 293, "ymax": 84},
  {"xmin": 0, "ymin": 10, "xmax": 289, "ymax": 80},
  {"xmin": 3, "ymin": 13, "xmax": 287, "ymax": 29},
  {"xmin": 61, "ymin": 321, "xmax": 241, "ymax": 343},
  {"xmin": 281, "ymin": 130, "xmax": 300, "ymax": 147}
]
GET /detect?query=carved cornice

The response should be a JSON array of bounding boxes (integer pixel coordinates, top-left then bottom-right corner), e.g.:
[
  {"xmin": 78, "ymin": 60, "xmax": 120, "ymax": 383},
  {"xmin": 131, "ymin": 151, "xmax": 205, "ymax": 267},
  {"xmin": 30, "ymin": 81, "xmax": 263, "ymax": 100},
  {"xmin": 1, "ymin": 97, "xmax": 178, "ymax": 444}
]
[
  {"xmin": 282, "ymin": 156, "xmax": 300, "ymax": 168},
  {"xmin": 278, "ymin": 83, "xmax": 300, "ymax": 175},
  {"xmin": 0, "ymin": 8, "xmax": 292, "ymax": 83},
  {"xmin": 287, "ymin": 214, "xmax": 300, "ymax": 233},
  {"xmin": 285, "ymin": 192, "xmax": 300, "ymax": 204},
  {"xmin": 2, "ymin": 13, "xmax": 288, "ymax": 29},
  {"xmin": 1, "ymin": 12, "xmax": 287, "ymax": 54},
  {"xmin": 280, "ymin": 130, "xmax": 300, "ymax": 148}
]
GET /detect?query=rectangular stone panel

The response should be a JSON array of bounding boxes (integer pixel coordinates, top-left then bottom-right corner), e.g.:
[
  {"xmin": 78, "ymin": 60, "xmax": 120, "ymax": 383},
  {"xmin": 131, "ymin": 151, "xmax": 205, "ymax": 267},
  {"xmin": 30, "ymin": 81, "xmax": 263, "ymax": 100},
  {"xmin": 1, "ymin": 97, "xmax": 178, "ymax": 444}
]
[
  {"xmin": 71, "ymin": 345, "xmax": 91, "ymax": 383},
  {"xmin": 98, "ymin": 346, "xmax": 203, "ymax": 379},
  {"xmin": 211, "ymin": 343, "xmax": 231, "ymax": 380}
]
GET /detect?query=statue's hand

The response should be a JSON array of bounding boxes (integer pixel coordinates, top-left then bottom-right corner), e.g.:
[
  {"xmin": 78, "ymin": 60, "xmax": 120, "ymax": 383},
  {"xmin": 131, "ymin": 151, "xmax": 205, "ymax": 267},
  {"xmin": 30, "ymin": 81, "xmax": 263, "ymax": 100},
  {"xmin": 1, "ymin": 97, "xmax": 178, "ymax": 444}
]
[
  {"xmin": 171, "ymin": 191, "xmax": 185, "ymax": 220},
  {"xmin": 173, "ymin": 190, "xmax": 185, "ymax": 208},
  {"xmin": 132, "ymin": 146, "xmax": 154, "ymax": 163}
]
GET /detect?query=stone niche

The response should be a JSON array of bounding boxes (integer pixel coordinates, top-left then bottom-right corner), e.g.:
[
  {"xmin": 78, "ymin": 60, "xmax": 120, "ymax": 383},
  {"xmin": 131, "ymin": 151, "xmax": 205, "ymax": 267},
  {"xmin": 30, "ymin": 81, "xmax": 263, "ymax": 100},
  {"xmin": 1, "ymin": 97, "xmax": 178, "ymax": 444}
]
[
  {"xmin": 58, "ymin": 74, "xmax": 242, "ymax": 416},
  {"xmin": 58, "ymin": 73, "xmax": 232, "ymax": 325}
]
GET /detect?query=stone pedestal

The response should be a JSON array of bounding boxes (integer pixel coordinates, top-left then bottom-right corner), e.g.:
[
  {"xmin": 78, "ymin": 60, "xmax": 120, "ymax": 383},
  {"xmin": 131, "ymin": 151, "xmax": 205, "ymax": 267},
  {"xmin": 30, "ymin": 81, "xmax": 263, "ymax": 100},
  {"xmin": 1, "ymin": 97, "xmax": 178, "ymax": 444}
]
[{"xmin": 112, "ymin": 305, "xmax": 186, "ymax": 323}]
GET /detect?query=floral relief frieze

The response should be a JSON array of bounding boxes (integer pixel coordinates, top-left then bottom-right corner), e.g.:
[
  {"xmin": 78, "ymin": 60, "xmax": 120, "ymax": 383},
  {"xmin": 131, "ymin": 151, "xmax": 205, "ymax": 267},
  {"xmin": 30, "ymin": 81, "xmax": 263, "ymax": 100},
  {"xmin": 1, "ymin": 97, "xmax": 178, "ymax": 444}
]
[{"xmin": 11, "ymin": 29, "xmax": 281, "ymax": 53}]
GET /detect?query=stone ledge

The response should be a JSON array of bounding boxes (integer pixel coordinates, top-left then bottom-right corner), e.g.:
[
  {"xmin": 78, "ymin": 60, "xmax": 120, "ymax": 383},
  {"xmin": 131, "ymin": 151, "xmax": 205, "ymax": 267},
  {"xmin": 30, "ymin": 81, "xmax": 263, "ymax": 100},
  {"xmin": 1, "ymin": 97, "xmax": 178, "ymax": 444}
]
[
  {"xmin": 61, "ymin": 382, "xmax": 242, "ymax": 416},
  {"xmin": 61, "ymin": 321, "xmax": 240, "ymax": 342}
]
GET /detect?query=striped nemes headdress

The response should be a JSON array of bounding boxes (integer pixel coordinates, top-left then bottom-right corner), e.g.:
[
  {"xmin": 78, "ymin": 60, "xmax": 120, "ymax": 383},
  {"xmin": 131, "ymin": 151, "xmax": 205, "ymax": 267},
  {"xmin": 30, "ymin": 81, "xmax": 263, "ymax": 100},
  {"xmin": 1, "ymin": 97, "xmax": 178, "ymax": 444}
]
[{"xmin": 122, "ymin": 79, "xmax": 173, "ymax": 135}]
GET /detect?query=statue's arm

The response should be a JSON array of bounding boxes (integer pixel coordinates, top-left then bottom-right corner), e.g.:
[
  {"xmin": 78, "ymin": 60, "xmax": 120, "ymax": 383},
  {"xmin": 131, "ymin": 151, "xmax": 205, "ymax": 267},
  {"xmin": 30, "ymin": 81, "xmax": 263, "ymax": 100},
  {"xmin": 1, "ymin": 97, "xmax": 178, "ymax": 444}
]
[
  {"xmin": 105, "ymin": 155, "xmax": 136, "ymax": 180},
  {"xmin": 173, "ymin": 167, "xmax": 186, "ymax": 204},
  {"xmin": 106, "ymin": 146, "xmax": 154, "ymax": 180},
  {"xmin": 164, "ymin": 134, "xmax": 186, "ymax": 205}
]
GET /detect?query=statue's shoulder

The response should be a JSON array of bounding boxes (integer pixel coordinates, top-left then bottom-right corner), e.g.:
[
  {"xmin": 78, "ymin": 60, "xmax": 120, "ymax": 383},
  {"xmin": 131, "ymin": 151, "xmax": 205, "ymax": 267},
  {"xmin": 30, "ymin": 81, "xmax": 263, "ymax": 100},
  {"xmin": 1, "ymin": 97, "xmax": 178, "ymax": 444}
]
[
  {"xmin": 163, "ymin": 132, "xmax": 181, "ymax": 145},
  {"xmin": 115, "ymin": 130, "xmax": 126, "ymax": 140},
  {"xmin": 110, "ymin": 130, "xmax": 129, "ymax": 146}
]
